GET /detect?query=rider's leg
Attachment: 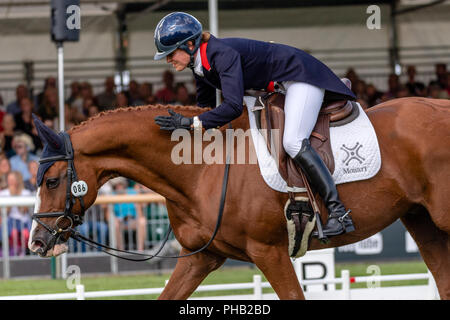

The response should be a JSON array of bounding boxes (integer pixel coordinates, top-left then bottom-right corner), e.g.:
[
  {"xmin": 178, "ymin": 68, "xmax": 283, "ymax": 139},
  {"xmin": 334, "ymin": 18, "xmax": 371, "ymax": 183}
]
[{"xmin": 282, "ymin": 81, "xmax": 355, "ymax": 237}]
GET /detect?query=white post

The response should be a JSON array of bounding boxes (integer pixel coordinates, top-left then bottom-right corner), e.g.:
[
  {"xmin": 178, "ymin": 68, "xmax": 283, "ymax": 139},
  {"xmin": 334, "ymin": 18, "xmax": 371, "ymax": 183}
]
[
  {"xmin": 108, "ymin": 204, "xmax": 118, "ymax": 274},
  {"xmin": 76, "ymin": 284, "xmax": 85, "ymax": 300},
  {"xmin": 208, "ymin": 0, "xmax": 219, "ymax": 36},
  {"xmin": 427, "ymin": 269, "xmax": 439, "ymax": 300},
  {"xmin": 208, "ymin": 0, "xmax": 221, "ymax": 107},
  {"xmin": 1, "ymin": 207, "xmax": 10, "ymax": 279},
  {"xmin": 253, "ymin": 275, "xmax": 262, "ymax": 300},
  {"xmin": 341, "ymin": 270, "xmax": 350, "ymax": 300},
  {"xmin": 57, "ymin": 42, "xmax": 68, "ymax": 278},
  {"xmin": 57, "ymin": 43, "xmax": 65, "ymax": 132},
  {"xmin": 61, "ymin": 253, "xmax": 68, "ymax": 279}
]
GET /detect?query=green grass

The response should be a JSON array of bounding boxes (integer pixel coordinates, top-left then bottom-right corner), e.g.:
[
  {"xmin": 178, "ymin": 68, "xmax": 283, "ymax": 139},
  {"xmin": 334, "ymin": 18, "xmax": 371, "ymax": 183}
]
[{"xmin": 0, "ymin": 260, "xmax": 428, "ymax": 299}]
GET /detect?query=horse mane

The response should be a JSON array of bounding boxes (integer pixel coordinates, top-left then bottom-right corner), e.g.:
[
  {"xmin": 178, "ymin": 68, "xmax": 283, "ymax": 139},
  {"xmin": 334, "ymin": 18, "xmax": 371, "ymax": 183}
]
[{"xmin": 69, "ymin": 104, "xmax": 210, "ymax": 133}]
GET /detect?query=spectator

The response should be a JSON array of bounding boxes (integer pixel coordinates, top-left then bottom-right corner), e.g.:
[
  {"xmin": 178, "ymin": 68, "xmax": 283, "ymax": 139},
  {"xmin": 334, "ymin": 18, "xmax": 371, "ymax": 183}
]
[
  {"xmin": 0, "ymin": 103, "xmax": 5, "ymax": 133},
  {"xmin": 365, "ymin": 84, "xmax": 383, "ymax": 107},
  {"xmin": 381, "ymin": 73, "xmax": 400, "ymax": 101},
  {"xmin": 396, "ymin": 85, "xmax": 410, "ymax": 98},
  {"xmin": 66, "ymin": 103, "xmax": 86, "ymax": 127},
  {"xmin": 36, "ymin": 77, "xmax": 56, "ymax": 108},
  {"xmin": 81, "ymin": 97, "xmax": 96, "ymax": 117},
  {"xmin": 76, "ymin": 206, "xmax": 110, "ymax": 253},
  {"xmin": 6, "ymin": 84, "xmax": 29, "ymax": 116},
  {"xmin": 115, "ymin": 92, "xmax": 129, "ymax": 108},
  {"xmin": 429, "ymin": 63, "xmax": 448, "ymax": 90},
  {"xmin": 405, "ymin": 65, "xmax": 425, "ymax": 97},
  {"xmin": 9, "ymin": 133, "xmax": 39, "ymax": 182},
  {"xmin": 1, "ymin": 114, "xmax": 16, "ymax": 157},
  {"xmin": 67, "ymin": 81, "xmax": 83, "ymax": 115},
  {"xmin": 353, "ymin": 80, "xmax": 368, "ymax": 102},
  {"xmin": 14, "ymin": 97, "xmax": 42, "ymax": 154},
  {"xmin": 0, "ymin": 171, "xmax": 33, "ymax": 256},
  {"xmin": 96, "ymin": 77, "xmax": 116, "ymax": 111},
  {"xmin": 446, "ymin": 72, "xmax": 450, "ymax": 96},
  {"xmin": 14, "ymin": 97, "xmax": 34, "ymax": 136},
  {"xmin": 24, "ymin": 160, "xmax": 38, "ymax": 192},
  {"xmin": 174, "ymin": 82, "xmax": 195, "ymax": 105},
  {"xmin": 110, "ymin": 177, "xmax": 147, "ymax": 251},
  {"xmin": 155, "ymin": 70, "xmax": 176, "ymax": 104},
  {"xmin": 73, "ymin": 181, "xmax": 112, "ymax": 253},
  {"xmin": 37, "ymin": 87, "xmax": 58, "ymax": 122},
  {"xmin": 427, "ymin": 83, "xmax": 448, "ymax": 99},
  {"xmin": 0, "ymin": 154, "xmax": 11, "ymax": 190},
  {"xmin": 344, "ymin": 68, "xmax": 359, "ymax": 85},
  {"xmin": 127, "ymin": 80, "xmax": 141, "ymax": 106},
  {"xmin": 137, "ymin": 82, "xmax": 156, "ymax": 105},
  {"xmin": 88, "ymin": 105, "xmax": 100, "ymax": 117}
]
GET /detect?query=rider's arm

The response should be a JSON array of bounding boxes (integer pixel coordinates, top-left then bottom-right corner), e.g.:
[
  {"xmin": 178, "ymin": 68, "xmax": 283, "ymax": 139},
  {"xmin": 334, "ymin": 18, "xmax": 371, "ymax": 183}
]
[
  {"xmin": 195, "ymin": 74, "xmax": 217, "ymax": 108},
  {"xmin": 197, "ymin": 47, "xmax": 244, "ymax": 130}
]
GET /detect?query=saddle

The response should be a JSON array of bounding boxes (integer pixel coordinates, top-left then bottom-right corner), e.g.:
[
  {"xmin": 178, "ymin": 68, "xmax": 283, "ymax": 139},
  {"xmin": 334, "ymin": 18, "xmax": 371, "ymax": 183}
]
[
  {"xmin": 250, "ymin": 80, "xmax": 360, "ymax": 257},
  {"xmin": 252, "ymin": 85, "xmax": 359, "ymax": 191}
]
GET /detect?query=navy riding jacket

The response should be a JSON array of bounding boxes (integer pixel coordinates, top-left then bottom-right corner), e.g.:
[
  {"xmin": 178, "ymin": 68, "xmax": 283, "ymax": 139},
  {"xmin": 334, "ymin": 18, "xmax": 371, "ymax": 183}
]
[{"xmin": 194, "ymin": 35, "xmax": 356, "ymax": 129}]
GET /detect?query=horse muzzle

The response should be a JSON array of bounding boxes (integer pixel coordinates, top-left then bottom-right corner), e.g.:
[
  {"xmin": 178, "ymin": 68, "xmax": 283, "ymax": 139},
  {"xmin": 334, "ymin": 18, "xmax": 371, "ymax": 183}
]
[{"xmin": 29, "ymin": 230, "xmax": 69, "ymax": 257}]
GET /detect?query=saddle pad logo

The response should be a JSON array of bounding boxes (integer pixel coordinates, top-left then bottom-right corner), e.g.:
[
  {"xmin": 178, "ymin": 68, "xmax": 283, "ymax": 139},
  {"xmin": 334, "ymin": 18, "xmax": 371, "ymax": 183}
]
[
  {"xmin": 341, "ymin": 142, "xmax": 365, "ymax": 165},
  {"xmin": 340, "ymin": 142, "xmax": 368, "ymax": 175},
  {"xmin": 331, "ymin": 104, "xmax": 381, "ymax": 185}
]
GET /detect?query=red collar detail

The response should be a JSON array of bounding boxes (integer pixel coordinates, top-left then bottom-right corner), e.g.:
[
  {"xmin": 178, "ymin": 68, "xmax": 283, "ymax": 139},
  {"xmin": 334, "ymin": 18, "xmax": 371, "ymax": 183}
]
[{"xmin": 200, "ymin": 42, "xmax": 211, "ymax": 71}]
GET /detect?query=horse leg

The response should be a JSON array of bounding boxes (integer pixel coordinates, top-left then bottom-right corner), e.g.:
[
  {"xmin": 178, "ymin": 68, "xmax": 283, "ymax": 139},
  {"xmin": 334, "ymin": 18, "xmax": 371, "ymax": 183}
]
[
  {"xmin": 158, "ymin": 248, "xmax": 226, "ymax": 300},
  {"xmin": 401, "ymin": 207, "xmax": 449, "ymax": 299},
  {"xmin": 250, "ymin": 245, "xmax": 305, "ymax": 299}
]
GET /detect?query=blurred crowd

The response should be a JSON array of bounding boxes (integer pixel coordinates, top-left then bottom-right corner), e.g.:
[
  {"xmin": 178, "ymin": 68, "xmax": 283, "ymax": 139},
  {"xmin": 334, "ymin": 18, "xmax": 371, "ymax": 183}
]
[
  {"xmin": 0, "ymin": 63, "xmax": 448, "ymax": 257},
  {"xmin": 346, "ymin": 63, "xmax": 449, "ymax": 110}
]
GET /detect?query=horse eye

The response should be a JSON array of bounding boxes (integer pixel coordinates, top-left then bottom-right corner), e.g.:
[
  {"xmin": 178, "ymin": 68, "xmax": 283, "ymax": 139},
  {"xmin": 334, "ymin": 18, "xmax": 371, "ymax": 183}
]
[{"xmin": 46, "ymin": 178, "xmax": 60, "ymax": 189}]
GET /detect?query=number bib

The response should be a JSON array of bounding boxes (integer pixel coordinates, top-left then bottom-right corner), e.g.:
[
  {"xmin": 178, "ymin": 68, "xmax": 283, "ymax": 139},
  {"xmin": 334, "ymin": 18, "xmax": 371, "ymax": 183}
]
[{"xmin": 71, "ymin": 181, "xmax": 88, "ymax": 197}]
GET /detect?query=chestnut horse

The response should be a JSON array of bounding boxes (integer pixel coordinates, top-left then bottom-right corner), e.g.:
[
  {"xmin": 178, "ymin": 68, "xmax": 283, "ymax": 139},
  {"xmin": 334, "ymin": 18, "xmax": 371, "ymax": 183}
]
[{"xmin": 28, "ymin": 97, "xmax": 450, "ymax": 299}]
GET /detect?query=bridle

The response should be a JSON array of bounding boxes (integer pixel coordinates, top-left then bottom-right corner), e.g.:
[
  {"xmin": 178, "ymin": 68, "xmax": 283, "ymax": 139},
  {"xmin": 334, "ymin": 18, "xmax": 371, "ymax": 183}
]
[
  {"xmin": 32, "ymin": 132, "xmax": 86, "ymax": 247},
  {"xmin": 32, "ymin": 128, "xmax": 231, "ymax": 261}
]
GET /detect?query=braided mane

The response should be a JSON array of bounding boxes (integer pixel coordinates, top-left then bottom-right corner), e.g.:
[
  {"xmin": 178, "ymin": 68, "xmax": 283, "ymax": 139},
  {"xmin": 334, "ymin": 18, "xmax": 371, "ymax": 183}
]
[{"xmin": 69, "ymin": 104, "xmax": 210, "ymax": 133}]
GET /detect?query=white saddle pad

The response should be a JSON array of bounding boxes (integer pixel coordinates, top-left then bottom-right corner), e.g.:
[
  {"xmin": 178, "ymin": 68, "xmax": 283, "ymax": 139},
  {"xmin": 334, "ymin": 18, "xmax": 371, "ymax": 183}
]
[{"xmin": 244, "ymin": 96, "xmax": 381, "ymax": 193}]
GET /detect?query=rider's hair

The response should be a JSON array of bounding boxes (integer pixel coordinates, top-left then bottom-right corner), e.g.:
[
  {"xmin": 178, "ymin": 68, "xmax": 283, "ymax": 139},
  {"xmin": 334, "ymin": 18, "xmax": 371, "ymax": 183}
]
[
  {"xmin": 186, "ymin": 32, "xmax": 210, "ymax": 47},
  {"xmin": 201, "ymin": 32, "xmax": 210, "ymax": 43}
]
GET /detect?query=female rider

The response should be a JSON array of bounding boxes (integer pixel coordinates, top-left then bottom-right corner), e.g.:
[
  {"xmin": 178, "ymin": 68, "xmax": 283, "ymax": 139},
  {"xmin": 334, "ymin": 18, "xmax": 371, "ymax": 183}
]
[{"xmin": 154, "ymin": 12, "xmax": 355, "ymax": 238}]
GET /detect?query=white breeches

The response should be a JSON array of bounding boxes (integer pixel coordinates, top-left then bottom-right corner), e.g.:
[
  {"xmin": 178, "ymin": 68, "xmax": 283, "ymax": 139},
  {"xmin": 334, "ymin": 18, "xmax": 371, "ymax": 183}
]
[{"xmin": 282, "ymin": 81, "xmax": 325, "ymax": 158}]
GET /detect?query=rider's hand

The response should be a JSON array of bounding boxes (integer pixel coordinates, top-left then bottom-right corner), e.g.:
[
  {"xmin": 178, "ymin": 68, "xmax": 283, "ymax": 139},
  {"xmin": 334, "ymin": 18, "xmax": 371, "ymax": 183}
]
[{"xmin": 154, "ymin": 109, "xmax": 193, "ymax": 131}]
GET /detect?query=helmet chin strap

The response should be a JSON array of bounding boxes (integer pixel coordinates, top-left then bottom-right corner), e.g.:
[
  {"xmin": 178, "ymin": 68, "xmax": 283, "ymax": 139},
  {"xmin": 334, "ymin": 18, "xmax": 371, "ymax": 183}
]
[
  {"xmin": 180, "ymin": 37, "xmax": 201, "ymax": 70},
  {"xmin": 188, "ymin": 53, "xmax": 195, "ymax": 69}
]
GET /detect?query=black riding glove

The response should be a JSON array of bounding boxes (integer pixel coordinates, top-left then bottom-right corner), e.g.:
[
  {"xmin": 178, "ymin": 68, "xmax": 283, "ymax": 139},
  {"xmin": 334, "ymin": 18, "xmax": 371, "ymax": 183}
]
[{"xmin": 154, "ymin": 109, "xmax": 193, "ymax": 131}]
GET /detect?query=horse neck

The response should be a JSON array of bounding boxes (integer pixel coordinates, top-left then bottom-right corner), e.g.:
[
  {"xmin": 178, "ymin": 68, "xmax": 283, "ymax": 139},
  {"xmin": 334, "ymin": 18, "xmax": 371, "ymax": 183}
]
[{"xmin": 69, "ymin": 107, "xmax": 208, "ymax": 204}]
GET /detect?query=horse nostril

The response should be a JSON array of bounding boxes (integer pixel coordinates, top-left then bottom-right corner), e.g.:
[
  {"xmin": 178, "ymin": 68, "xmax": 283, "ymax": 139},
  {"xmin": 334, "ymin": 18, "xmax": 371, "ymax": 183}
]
[
  {"xmin": 34, "ymin": 240, "xmax": 44, "ymax": 248},
  {"xmin": 31, "ymin": 239, "xmax": 47, "ymax": 254}
]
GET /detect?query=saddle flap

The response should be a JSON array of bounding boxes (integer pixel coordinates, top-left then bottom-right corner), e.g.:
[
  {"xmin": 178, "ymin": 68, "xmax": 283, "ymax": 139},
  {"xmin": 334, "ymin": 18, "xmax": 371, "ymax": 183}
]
[{"xmin": 255, "ymin": 93, "xmax": 335, "ymax": 189}]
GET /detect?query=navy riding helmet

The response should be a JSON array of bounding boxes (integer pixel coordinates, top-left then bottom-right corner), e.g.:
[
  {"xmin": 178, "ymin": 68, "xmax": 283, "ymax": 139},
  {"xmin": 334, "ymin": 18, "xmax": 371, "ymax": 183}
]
[{"xmin": 154, "ymin": 12, "xmax": 203, "ymax": 62}]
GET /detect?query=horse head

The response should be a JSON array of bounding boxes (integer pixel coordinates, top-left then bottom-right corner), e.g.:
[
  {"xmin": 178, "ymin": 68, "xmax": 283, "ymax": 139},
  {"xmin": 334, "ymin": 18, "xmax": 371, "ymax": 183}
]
[{"xmin": 28, "ymin": 114, "xmax": 98, "ymax": 257}]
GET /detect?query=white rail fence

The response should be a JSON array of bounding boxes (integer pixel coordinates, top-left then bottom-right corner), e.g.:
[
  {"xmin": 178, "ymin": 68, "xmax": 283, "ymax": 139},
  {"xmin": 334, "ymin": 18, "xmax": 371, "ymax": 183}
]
[
  {"xmin": 0, "ymin": 194, "xmax": 168, "ymax": 278},
  {"xmin": 0, "ymin": 270, "xmax": 440, "ymax": 300}
]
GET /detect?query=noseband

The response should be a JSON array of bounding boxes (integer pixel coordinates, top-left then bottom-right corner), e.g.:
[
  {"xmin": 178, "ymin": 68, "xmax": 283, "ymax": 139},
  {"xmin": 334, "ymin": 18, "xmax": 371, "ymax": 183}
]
[{"xmin": 32, "ymin": 132, "xmax": 86, "ymax": 244}]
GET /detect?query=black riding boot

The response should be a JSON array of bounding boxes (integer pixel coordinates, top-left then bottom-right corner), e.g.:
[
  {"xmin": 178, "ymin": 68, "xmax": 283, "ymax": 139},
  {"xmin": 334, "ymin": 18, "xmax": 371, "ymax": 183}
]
[{"xmin": 293, "ymin": 139, "xmax": 355, "ymax": 237}]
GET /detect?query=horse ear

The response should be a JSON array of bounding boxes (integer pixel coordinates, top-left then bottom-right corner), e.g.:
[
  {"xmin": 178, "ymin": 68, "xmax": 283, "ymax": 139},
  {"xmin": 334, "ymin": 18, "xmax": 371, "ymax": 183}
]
[{"xmin": 32, "ymin": 113, "xmax": 63, "ymax": 150}]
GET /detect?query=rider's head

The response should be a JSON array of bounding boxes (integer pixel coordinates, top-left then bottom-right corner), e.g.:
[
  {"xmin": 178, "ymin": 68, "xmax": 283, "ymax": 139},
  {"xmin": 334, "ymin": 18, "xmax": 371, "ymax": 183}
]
[{"xmin": 154, "ymin": 12, "xmax": 202, "ymax": 71}]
